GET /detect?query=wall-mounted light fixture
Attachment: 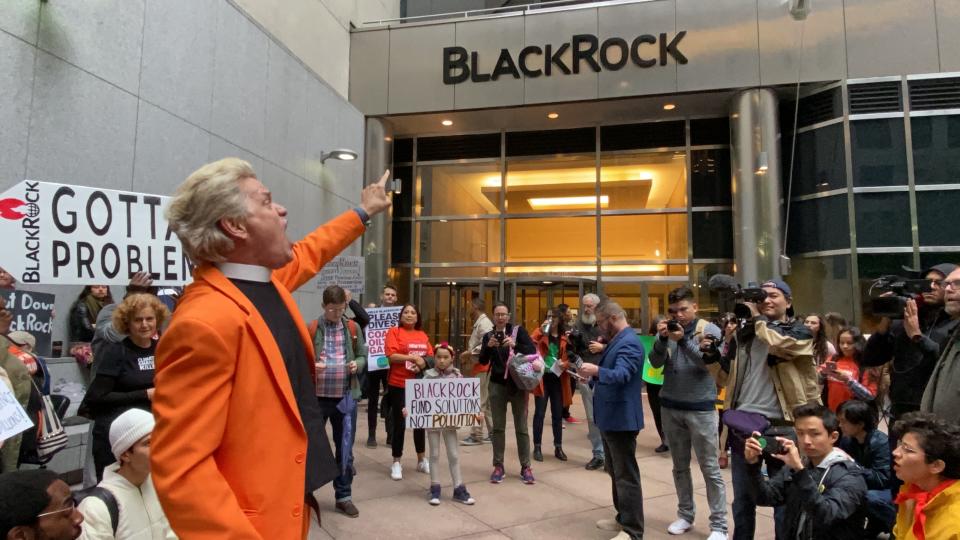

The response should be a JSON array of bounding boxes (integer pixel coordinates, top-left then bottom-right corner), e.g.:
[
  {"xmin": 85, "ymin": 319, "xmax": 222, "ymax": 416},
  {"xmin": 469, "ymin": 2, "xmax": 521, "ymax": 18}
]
[{"xmin": 320, "ymin": 149, "xmax": 358, "ymax": 163}]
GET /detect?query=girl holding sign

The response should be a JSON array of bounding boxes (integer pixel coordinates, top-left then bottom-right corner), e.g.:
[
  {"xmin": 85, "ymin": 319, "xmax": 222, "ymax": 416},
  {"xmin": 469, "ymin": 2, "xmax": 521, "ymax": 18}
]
[
  {"xmin": 385, "ymin": 304, "xmax": 433, "ymax": 480},
  {"xmin": 422, "ymin": 344, "xmax": 476, "ymax": 506}
]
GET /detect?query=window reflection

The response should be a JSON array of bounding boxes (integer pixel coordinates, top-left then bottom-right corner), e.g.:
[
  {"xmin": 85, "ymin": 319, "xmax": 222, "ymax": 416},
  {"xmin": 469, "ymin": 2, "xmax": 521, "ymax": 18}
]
[{"xmin": 419, "ymin": 162, "xmax": 501, "ymax": 216}]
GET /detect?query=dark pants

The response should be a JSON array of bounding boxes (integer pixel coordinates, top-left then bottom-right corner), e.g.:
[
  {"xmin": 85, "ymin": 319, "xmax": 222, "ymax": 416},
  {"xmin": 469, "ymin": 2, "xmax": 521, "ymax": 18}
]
[
  {"xmin": 533, "ymin": 373, "xmax": 563, "ymax": 447},
  {"xmin": 602, "ymin": 430, "xmax": 644, "ymax": 540},
  {"xmin": 730, "ymin": 445, "xmax": 789, "ymax": 540},
  {"xmin": 316, "ymin": 397, "xmax": 357, "ymax": 501},
  {"xmin": 645, "ymin": 382, "xmax": 665, "ymax": 442},
  {"xmin": 367, "ymin": 369, "xmax": 392, "ymax": 439},
  {"xmin": 865, "ymin": 489, "xmax": 896, "ymax": 535},
  {"xmin": 389, "ymin": 385, "xmax": 425, "ymax": 458},
  {"xmin": 92, "ymin": 419, "xmax": 115, "ymax": 481}
]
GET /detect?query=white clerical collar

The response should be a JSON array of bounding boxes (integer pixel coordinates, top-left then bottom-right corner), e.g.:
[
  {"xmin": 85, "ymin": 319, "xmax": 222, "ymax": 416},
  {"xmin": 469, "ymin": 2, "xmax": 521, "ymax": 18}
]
[{"xmin": 217, "ymin": 262, "xmax": 271, "ymax": 283}]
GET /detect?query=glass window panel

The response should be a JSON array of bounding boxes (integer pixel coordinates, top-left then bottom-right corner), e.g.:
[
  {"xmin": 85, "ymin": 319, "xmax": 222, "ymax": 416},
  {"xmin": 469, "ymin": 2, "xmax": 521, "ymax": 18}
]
[
  {"xmin": 391, "ymin": 221, "xmax": 412, "ymax": 265},
  {"xmin": 386, "ymin": 266, "xmax": 411, "ymax": 305},
  {"xmin": 788, "ymin": 255, "xmax": 854, "ymax": 325},
  {"xmin": 690, "ymin": 118, "xmax": 730, "ymax": 146},
  {"xmin": 599, "ymin": 283, "xmax": 644, "ymax": 328},
  {"xmin": 787, "ymin": 123, "xmax": 846, "ymax": 196},
  {"xmin": 911, "ymin": 115, "xmax": 960, "ymax": 185},
  {"xmin": 917, "ymin": 190, "xmax": 960, "ymax": 246},
  {"xmin": 692, "ymin": 211, "xmax": 733, "ymax": 259},
  {"xmin": 418, "ymin": 285, "xmax": 451, "ymax": 345},
  {"xmin": 851, "ymin": 118, "xmax": 908, "ymax": 186},
  {"xmin": 417, "ymin": 219, "xmax": 500, "ymax": 264},
  {"xmin": 417, "ymin": 267, "xmax": 500, "ymax": 278},
  {"xmin": 787, "ymin": 195, "xmax": 849, "ymax": 253},
  {"xmin": 691, "ymin": 263, "xmax": 735, "ymax": 320},
  {"xmin": 601, "ymin": 121, "xmax": 685, "ymax": 151},
  {"xmin": 601, "ymin": 214, "xmax": 688, "ymax": 261},
  {"xmin": 854, "ymin": 192, "xmax": 912, "ymax": 248},
  {"xmin": 503, "ymin": 265, "xmax": 597, "ymax": 278},
  {"xmin": 691, "ymin": 149, "xmax": 731, "ymax": 206},
  {"xmin": 920, "ymin": 252, "xmax": 960, "ymax": 271},
  {"xmin": 504, "ymin": 154, "xmax": 597, "ymax": 214},
  {"xmin": 514, "ymin": 282, "xmax": 589, "ymax": 332},
  {"xmin": 600, "ymin": 151, "xmax": 687, "ymax": 210},
  {"xmin": 418, "ymin": 162, "xmax": 501, "ymax": 217},
  {"xmin": 505, "ymin": 216, "xmax": 596, "ymax": 262},
  {"xmin": 600, "ymin": 264, "xmax": 688, "ymax": 277}
]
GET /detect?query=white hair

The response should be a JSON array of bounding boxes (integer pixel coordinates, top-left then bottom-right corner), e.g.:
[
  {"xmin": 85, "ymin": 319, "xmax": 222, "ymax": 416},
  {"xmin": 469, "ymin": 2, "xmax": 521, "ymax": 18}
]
[
  {"xmin": 582, "ymin": 293, "xmax": 600, "ymax": 304},
  {"xmin": 165, "ymin": 158, "xmax": 255, "ymax": 264}
]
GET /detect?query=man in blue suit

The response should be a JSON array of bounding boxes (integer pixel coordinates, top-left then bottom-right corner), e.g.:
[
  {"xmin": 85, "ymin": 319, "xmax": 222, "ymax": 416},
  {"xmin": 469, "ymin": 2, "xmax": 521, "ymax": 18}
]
[{"xmin": 578, "ymin": 301, "xmax": 645, "ymax": 540}]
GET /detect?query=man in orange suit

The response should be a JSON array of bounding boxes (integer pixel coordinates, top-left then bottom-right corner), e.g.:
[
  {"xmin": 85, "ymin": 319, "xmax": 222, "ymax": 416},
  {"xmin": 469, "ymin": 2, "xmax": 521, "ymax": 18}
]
[{"xmin": 151, "ymin": 158, "xmax": 391, "ymax": 539}]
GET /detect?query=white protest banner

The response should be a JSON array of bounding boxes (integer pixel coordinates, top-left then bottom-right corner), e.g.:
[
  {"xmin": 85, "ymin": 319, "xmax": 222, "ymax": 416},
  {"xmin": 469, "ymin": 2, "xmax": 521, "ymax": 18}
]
[
  {"xmin": 316, "ymin": 255, "xmax": 365, "ymax": 294},
  {"xmin": 364, "ymin": 306, "xmax": 402, "ymax": 372},
  {"xmin": 405, "ymin": 378, "xmax": 482, "ymax": 429},
  {"xmin": 0, "ymin": 180, "xmax": 190, "ymax": 286},
  {"xmin": 0, "ymin": 383, "xmax": 33, "ymax": 444}
]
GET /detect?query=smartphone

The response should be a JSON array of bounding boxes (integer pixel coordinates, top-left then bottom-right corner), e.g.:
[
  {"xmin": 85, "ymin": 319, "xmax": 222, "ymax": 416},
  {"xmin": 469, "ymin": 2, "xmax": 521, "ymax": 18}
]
[{"xmin": 753, "ymin": 433, "xmax": 786, "ymax": 455}]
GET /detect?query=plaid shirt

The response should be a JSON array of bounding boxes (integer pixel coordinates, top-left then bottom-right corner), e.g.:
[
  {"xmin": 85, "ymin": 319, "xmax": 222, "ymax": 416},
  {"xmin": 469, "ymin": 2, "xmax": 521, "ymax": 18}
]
[{"xmin": 316, "ymin": 319, "xmax": 350, "ymax": 398}]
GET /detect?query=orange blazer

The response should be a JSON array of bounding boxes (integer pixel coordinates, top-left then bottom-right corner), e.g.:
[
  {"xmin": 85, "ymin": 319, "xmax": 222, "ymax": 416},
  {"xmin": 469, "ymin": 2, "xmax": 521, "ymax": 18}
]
[{"xmin": 151, "ymin": 210, "xmax": 365, "ymax": 539}]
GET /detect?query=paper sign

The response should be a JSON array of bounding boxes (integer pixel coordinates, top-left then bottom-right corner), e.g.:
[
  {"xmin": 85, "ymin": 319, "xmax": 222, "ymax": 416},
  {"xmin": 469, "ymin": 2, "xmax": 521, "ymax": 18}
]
[
  {"xmin": 0, "ymin": 180, "xmax": 190, "ymax": 285},
  {"xmin": 0, "ymin": 383, "xmax": 33, "ymax": 444},
  {"xmin": 405, "ymin": 378, "xmax": 482, "ymax": 429},
  {"xmin": 1, "ymin": 289, "xmax": 55, "ymax": 356},
  {"xmin": 364, "ymin": 307, "xmax": 402, "ymax": 371},
  {"xmin": 315, "ymin": 255, "xmax": 365, "ymax": 294}
]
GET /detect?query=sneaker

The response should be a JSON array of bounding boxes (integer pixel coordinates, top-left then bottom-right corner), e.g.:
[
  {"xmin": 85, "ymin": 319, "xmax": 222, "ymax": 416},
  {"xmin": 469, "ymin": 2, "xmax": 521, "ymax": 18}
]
[
  {"xmin": 585, "ymin": 457, "xmax": 604, "ymax": 470},
  {"xmin": 564, "ymin": 416, "xmax": 581, "ymax": 424},
  {"xmin": 390, "ymin": 461, "xmax": 402, "ymax": 481},
  {"xmin": 667, "ymin": 518, "xmax": 693, "ymax": 535},
  {"xmin": 596, "ymin": 519, "xmax": 622, "ymax": 531},
  {"xmin": 417, "ymin": 459, "xmax": 430, "ymax": 474},
  {"xmin": 706, "ymin": 532, "xmax": 728, "ymax": 540},
  {"xmin": 428, "ymin": 483, "xmax": 441, "ymax": 506},
  {"xmin": 453, "ymin": 484, "xmax": 475, "ymax": 505},
  {"xmin": 521, "ymin": 466, "xmax": 535, "ymax": 484},
  {"xmin": 365, "ymin": 436, "xmax": 377, "ymax": 449},
  {"xmin": 490, "ymin": 464, "xmax": 505, "ymax": 483},
  {"xmin": 461, "ymin": 435, "xmax": 483, "ymax": 446},
  {"xmin": 655, "ymin": 443, "xmax": 670, "ymax": 453},
  {"xmin": 482, "ymin": 435, "xmax": 492, "ymax": 444}
]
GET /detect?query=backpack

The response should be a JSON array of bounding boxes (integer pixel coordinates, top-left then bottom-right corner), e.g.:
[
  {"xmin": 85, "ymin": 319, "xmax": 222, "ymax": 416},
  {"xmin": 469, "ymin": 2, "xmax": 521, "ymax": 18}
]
[
  {"xmin": 74, "ymin": 486, "xmax": 119, "ymax": 534},
  {"xmin": 308, "ymin": 318, "xmax": 359, "ymax": 354}
]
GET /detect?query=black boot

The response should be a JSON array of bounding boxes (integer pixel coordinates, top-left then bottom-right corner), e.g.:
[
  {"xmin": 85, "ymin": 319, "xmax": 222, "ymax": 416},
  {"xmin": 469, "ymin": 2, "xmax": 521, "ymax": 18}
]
[
  {"xmin": 533, "ymin": 445, "xmax": 543, "ymax": 462},
  {"xmin": 554, "ymin": 447, "xmax": 568, "ymax": 461}
]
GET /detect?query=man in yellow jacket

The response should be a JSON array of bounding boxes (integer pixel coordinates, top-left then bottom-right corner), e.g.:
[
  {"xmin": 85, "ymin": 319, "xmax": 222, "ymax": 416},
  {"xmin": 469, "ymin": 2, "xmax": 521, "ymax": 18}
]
[{"xmin": 151, "ymin": 158, "xmax": 391, "ymax": 539}]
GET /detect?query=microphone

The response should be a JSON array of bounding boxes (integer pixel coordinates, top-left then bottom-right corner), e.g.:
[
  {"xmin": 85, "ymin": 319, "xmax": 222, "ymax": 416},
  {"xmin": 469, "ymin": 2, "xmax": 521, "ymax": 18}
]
[{"xmin": 707, "ymin": 273, "xmax": 740, "ymax": 292}]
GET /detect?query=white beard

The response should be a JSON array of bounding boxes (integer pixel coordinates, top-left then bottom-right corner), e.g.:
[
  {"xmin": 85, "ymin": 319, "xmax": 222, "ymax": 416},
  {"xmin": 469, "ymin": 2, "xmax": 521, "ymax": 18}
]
[{"xmin": 581, "ymin": 313, "xmax": 597, "ymax": 325}]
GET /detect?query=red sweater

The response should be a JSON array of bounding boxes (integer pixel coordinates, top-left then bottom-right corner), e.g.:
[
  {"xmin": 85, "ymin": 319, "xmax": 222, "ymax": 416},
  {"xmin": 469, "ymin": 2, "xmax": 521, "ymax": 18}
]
[{"xmin": 385, "ymin": 326, "xmax": 434, "ymax": 388}]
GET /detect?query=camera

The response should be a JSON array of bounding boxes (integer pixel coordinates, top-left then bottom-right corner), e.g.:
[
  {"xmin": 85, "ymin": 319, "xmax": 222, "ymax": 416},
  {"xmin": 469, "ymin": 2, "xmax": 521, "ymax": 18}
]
[
  {"xmin": 869, "ymin": 275, "xmax": 931, "ymax": 319},
  {"xmin": 700, "ymin": 334, "xmax": 721, "ymax": 356},
  {"xmin": 707, "ymin": 274, "xmax": 769, "ymax": 319},
  {"xmin": 666, "ymin": 320, "xmax": 682, "ymax": 332},
  {"xmin": 753, "ymin": 433, "xmax": 787, "ymax": 455},
  {"xmin": 494, "ymin": 330, "xmax": 506, "ymax": 345}
]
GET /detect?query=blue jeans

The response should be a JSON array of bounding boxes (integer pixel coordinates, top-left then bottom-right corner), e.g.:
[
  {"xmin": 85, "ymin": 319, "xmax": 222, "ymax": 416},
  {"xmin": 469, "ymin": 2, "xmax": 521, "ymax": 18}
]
[
  {"xmin": 730, "ymin": 446, "xmax": 788, "ymax": 540},
  {"xmin": 578, "ymin": 381, "xmax": 604, "ymax": 459},
  {"xmin": 317, "ymin": 397, "xmax": 357, "ymax": 502}
]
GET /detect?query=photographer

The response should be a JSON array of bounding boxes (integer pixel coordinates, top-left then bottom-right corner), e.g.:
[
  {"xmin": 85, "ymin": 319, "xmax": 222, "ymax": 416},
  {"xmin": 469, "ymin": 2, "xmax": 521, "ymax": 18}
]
[
  {"xmin": 702, "ymin": 279, "xmax": 819, "ymax": 540},
  {"xmin": 649, "ymin": 287, "xmax": 727, "ymax": 539},
  {"xmin": 863, "ymin": 263, "xmax": 958, "ymax": 422},
  {"xmin": 566, "ymin": 293, "xmax": 606, "ymax": 470},
  {"xmin": 478, "ymin": 302, "xmax": 538, "ymax": 484}
]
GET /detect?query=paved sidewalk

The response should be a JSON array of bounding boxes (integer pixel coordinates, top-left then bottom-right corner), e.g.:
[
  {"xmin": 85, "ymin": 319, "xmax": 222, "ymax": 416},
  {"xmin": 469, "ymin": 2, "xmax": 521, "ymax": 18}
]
[{"xmin": 308, "ymin": 393, "xmax": 775, "ymax": 539}]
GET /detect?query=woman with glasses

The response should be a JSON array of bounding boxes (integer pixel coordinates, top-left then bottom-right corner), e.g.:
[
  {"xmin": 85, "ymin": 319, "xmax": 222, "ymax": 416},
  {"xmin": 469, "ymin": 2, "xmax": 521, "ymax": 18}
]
[{"xmin": 890, "ymin": 412, "xmax": 960, "ymax": 540}]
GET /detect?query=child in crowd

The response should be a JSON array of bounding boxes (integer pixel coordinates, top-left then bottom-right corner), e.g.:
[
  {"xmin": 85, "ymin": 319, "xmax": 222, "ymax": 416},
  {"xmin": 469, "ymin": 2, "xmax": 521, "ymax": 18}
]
[
  {"xmin": 422, "ymin": 344, "xmax": 476, "ymax": 506},
  {"xmin": 820, "ymin": 326, "xmax": 879, "ymax": 412}
]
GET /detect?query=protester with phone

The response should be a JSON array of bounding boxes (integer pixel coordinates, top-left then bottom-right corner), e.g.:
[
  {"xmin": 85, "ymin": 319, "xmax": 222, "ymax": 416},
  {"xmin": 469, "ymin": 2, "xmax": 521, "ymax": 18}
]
[{"xmin": 743, "ymin": 404, "xmax": 867, "ymax": 540}]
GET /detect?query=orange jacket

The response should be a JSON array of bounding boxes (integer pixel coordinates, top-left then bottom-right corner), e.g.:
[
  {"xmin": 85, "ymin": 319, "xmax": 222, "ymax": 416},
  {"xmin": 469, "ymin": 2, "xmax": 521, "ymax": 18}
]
[
  {"xmin": 151, "ymin": 211, "xmax": 365, "ymax": 539},
  {"xmin": 529, "ymin": 328, "xmax": 573, "ymax": 406}
]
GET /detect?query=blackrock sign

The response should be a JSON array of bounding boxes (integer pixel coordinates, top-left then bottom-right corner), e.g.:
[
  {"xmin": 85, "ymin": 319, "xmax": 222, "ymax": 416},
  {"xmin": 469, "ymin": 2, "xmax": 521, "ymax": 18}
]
[
  {"xmin": 0, "ymin": 180, "xmax": 190, "ymax": 286},
  {"xmin": 443, "ymin": 31, "xmax": 687, "ymax": 85}
]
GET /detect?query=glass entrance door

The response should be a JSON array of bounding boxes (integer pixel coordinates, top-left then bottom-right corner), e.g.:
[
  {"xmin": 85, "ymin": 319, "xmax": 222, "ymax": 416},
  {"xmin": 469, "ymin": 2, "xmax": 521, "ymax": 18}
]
[
  {"xmin": 508, "ymin": 279, "xmax": 597, "ymax": 332},
  {"xmin": 601, "ymin": 280, "xmax": 689, "ymax": 333},
  {"xmin": 416, "ymin": 280, "xmax": 499, "ymax": 354}
]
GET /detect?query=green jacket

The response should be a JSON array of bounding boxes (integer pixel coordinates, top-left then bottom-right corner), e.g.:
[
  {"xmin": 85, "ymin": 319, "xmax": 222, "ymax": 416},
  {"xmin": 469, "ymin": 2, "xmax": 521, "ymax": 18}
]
[
  {"xmin": 311, "ymin": 317, "xmax": 368, "ymax": 400},
  {"xmin": 0, "ymin": 334, "xmax": 32, "ymax": 472}
]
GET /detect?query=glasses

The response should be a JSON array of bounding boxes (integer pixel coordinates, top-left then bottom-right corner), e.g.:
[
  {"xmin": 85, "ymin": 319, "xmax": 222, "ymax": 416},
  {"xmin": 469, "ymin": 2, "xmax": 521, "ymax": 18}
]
[
  {"xmin": 493, "ymin": 312, "xmax": 510, "ymax": 317},
  {"xmin": 324, "ymin": 306, "xmax": 346, "ymax": 313},
  {"xmin": 37, "ymin": 498, "xmax": 76, "ymax": 518},
  {"xmin": 943, "ymin": 279, "xmax": 960, "ymax": 291}
]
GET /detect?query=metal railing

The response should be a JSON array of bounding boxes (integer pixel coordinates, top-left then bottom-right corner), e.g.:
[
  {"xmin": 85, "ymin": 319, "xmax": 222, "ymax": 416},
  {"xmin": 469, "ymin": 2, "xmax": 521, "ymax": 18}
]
[{"xmin": 361, "ymin": 0, "xmax": 644, "ymax": 27}]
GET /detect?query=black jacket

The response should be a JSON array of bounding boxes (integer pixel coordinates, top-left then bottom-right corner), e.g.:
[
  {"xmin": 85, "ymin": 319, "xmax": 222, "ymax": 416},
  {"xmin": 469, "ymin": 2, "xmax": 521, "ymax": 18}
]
[
  {"xmin": 478, "ymin": 323, "xmax": 536, "ymax": 388},
  {"xmin": 69, "ymin": 302, "xmax": 95, "ymax": 343},
  {"xmin": 749, "ymin": 452, "xmax": 867, "ymax": 540},
  {"xmin": 837, "ymin": 429, "xmax": 891, "ymax": 491},
  {"xmin": 862, "ymin": 308, "xmax": 959, "ymax": 415},
  {"xmin": 567, "ymin": 319, "xmax": 603, "ymax": 364}
]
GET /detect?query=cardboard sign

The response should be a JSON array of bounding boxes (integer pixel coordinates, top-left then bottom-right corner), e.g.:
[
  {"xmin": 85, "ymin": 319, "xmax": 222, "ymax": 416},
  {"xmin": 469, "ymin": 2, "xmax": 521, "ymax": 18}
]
[
  {"xmin": 0, "ymin": 180, "xmax": 190, "ymax": 285},
  {"xmin": 364, "ymin": 307, "xmax": 402, "ymax": 372},
  {"xmin": 0, "ymin": 382, "xmax": 33, "ymax": 444},
  {"xmin": 1, "ymin": 289, "xmax": 55, "ymax": 356},
  {"xmin": 405, "ymin": 377, "xmax": 481, "ymax": 429},
  {"xmin": 316, "ymin": 255, "xmax": 365, "ymax": 294}
]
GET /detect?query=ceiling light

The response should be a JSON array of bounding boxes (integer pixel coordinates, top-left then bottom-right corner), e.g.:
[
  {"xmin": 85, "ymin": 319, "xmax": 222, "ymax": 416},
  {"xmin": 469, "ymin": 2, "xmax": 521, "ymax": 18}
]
[
  {"xmin": 441, "ymin": 119, "xmax": 453, "ymax": 126},
  {"xmin": 663, "ymin": 103, "xmax": 676, "ymax": 110},
  {"xmin": 320, "ymin": 149, "xmax": 358, "ymax": 163},
  {"xmin": 528, "ymin": 195, "xmax": 609, "ymax": 210},
  {"xmin": 655, "ymin": 249, "xmax": 661, "ymax": 257},
  {"xmin": 547, "ymin": 112, "xmax": 559, "ymax": 119}
]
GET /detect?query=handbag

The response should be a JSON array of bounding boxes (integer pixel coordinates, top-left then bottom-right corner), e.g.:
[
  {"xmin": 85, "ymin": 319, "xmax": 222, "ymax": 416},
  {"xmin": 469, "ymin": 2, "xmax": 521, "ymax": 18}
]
[
  {"xmin": 504, "ymin": 326, "xmax": 544, "ymax": 391},
  {"xmin": 30, "ymin": 379, "xmax": 69, "ymax": 462}
]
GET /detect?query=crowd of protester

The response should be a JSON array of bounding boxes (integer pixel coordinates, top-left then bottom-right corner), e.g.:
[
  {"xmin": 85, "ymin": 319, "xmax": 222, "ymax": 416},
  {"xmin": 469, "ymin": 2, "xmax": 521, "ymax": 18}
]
[{"xmin": 2, "ymin": 159, "xmax": 960, "ymax": 540}]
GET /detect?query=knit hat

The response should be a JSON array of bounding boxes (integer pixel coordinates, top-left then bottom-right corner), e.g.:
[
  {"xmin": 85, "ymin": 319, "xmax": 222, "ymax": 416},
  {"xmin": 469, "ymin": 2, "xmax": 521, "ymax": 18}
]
[
  {"xmin": 924, "ymin": 263, "xmax": 958, "ymax": 279},
  {"xmin": 760, "ymin": 278, "xmax": 792, "ymax": 299},
  {"xmin": 6, "ymin": 331, "xmax": 35, "ymax": 350},
  {"xmin": 109, "ymin": 409, "xmax": 155, "ymax": 461}
]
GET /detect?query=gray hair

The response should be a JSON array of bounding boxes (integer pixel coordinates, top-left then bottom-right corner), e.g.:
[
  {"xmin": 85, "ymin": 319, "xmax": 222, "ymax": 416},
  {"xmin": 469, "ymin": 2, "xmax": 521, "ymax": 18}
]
[
  {"xmin": 582, "ymin": 293, "xmax": 600, "ymax": 304},
  {"xmin": 597, "ymin": 301, "xmax": 626, "ymax": 319},
  {"xmin": 165, "ymin": 158, "xmax": 255, "ymax": 264}
]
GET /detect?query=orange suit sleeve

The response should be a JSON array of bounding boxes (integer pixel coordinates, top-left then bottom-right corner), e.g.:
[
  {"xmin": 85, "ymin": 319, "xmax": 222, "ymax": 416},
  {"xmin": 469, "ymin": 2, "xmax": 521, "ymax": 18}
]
[
  {"xmin": 151, "ymin": 317, "xmax": 262, "ymax": 540},
  {"xmin": 273, "ymin": 210, "xmax": 365, "ymax": 292}
]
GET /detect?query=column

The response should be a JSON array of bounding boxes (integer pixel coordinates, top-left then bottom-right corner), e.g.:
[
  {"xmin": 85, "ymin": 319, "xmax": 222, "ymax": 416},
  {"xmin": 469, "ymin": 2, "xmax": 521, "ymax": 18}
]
[
  {"xmin": 363, "ymin": 118, "xmax": 394, "ymax": 304},
  {"xmin": 729, "ymin": 88, "xmax": 783, "ymax": 284}
]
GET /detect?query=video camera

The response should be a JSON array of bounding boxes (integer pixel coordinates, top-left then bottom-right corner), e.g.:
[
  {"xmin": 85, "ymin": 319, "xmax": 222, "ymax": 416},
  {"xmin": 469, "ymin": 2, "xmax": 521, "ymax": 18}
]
[
  {"xmin": 707, "ymin": 274, "xmax": 768, "ymax": 319},
  {"xmin": 869, "ymin": 275, "xmax": 932, "ymax": 319}
]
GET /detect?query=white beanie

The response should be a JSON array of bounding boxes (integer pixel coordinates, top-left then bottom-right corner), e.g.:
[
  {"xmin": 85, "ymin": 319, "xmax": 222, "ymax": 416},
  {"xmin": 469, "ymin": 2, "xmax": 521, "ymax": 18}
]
[{"xmin": 109, "ymin": 409, "xmax": 155, "ymax": 461}]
